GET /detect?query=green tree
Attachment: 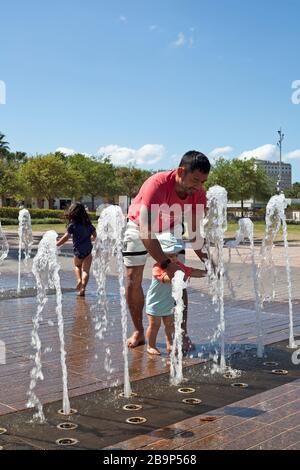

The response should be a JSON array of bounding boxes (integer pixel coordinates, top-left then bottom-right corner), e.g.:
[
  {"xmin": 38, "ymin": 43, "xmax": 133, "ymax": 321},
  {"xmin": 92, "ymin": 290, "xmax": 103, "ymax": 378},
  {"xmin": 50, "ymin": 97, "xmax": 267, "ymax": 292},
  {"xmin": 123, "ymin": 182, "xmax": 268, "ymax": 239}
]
[
  {"xmin": 7, "ymin": 151, "xmax": 27, "ymax": 164},
  {"xmin": 17, "ymin": 154, "xmax": 74, "ymax": 208},
  {"xmin": 0, "ymin": 132, "xmax": 10, "ymax": 157},
  {"xmin": 206, "ymin": 158, "xmax": 237, "ymax": 196},
  {"xmin": 116, "ymin": 165, "xmax": 152, "ymax": 203},
  {"xmin": 285, "ymin": 182, "xmax": 300, "ymax": 199},
  {"xmin": 0, "ymin": 160, "xmax": 19, "ymax": 202},
  {"xmin": 68, "ymin": 154, "xmax": 119, "ymax": 209},
  {"xmin": 207, "ymin": 158, "xmax": 274, "ymax": 216}
]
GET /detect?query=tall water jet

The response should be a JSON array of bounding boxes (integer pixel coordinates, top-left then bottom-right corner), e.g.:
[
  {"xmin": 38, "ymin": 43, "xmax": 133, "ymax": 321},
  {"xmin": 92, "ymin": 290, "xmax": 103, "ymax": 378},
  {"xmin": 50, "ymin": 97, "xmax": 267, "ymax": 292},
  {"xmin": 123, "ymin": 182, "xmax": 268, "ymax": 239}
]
[
  {"xmin": 261, "ymin": 194, "xmax": 296, "ymax": 349},
  {"xmin": 27, "ymin": 230, "xmax": 70, "ymax": 422},
  {"xmin": 0, "ymin": 221, "xmax": 9, "ymax": 265},
  {"xmin": 92, "ymin": 209, "xmax": 110, "ymax": 342},
  {"xmin": 227, "ymin": 218, "xmax": 264, "ymax": 357},
  {"xmin": 204, "ymin": 185, "xmax": 228, "ymax": 373},
  {"xmin": 17, "ymin": 208, "xmax": 33, "ymax": 293},
  {"xmin": 93, "ymin": 205, "xmax": 132, "ymax": 397},
  {"xmin": 0, "ymin": 222, "xmax": 9, "ymax": 295},
  {"xmin": 170, "ymin": 270, "xmax": 186, "ymax": 386}
]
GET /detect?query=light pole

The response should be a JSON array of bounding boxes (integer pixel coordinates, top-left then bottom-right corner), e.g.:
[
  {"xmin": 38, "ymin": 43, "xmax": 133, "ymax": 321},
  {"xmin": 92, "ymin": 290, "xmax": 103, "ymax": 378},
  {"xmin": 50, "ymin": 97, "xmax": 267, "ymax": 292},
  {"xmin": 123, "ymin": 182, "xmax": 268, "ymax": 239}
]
[{"xmin": 277, "ymin": 128, "xmax": 285, "ymax": 193}]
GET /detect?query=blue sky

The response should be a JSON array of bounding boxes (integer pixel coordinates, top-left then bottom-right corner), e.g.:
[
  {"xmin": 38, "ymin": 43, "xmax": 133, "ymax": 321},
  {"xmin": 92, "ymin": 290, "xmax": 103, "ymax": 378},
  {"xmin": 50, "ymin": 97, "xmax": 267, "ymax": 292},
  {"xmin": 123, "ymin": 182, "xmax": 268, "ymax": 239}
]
[{"xmin": 1, "ymin": 0, "xmax": 300, "ymax": 181}]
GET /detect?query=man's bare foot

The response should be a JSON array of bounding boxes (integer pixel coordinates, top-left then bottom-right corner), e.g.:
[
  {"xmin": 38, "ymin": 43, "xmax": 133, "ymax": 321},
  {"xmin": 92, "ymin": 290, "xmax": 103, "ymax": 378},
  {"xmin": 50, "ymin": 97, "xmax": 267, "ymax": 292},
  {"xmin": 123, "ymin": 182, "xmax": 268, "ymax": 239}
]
[
  {"xmin": 78, "ymin": 288, "xmax": 85, "ymax": 297},
  {"xmin": 76, "ymin": 281, "xmax": 82, "ymax": 291},
  {"xmin": 183, "ymin": 336, "xmax": 195, "ymax": 352},
  {"xmin": 147, "ymin": 346, "xmax": 161, "ymax": 355},
  {"xmin": 127, "ymin": 331, "xmax": 145, "ymax": 348}
]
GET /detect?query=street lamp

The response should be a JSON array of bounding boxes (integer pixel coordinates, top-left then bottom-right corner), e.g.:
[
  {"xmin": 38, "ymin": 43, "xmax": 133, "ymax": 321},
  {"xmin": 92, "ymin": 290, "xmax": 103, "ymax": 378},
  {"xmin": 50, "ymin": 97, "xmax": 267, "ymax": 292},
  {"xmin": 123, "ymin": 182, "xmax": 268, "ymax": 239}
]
[{"xmin": 277, "ymin": 128, "xmax": 285, "ymax": 193}]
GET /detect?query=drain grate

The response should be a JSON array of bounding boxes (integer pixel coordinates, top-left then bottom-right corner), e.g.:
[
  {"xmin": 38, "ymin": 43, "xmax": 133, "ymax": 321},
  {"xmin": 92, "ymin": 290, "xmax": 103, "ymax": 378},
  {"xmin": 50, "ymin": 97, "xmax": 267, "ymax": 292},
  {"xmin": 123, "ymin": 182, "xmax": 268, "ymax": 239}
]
[
  {"xmin": 231, "ymin": 382, "xmax": 248, "ymax": 388},
  {"xmin": 57, "ymin": 422, "xmax": 78, "ymax": 430},
  {"xmin": 0, "ymin": 428, "xmax": 7, "ymax": 435},
  {"xmin": 56, "ymin": 438, "xmax": 79, "ymax": 446},
  {"xmin": 122, "ymin": 404, "xmax": 142, "ymax": 411},
  {"xmin": 271, "ymin": 369, "xmax": 288, "ymax": 375},
  {"xmin": 182, "ymin": 398, "xmax": 202, "ymax": 405},
  {"xmin": 263, "ymin": 362, "xmax": 279, "ymax": 367},
  {"xmin": 200, "ymin": 416, "xmax": 219, "ymax": 422},
  {"xmin": 119, "ymin": 391, "xmax": 137, "ymax": 398},
  {"xmin": 126, "ymin": 416, "xmax": 147, "ymax": 425},
  {"xmin": 57, "ymin": 408, "xmax": 78, "ymax": 416},
  {"xmin": 223, "ymin": 372, "xmax": 239, "ymax": 379},
  {"xmin": 178, "ymin": 387, "xmax": 195, "ymax": 394}
]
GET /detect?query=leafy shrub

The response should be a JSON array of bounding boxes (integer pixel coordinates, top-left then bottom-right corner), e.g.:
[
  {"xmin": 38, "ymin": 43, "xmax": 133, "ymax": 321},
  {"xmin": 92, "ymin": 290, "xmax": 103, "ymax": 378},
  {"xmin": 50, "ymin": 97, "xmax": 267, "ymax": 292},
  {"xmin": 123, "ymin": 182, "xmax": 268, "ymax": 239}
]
[
  {"xmin": 0, "ymin": 207, "xmax": 97, "ymax": 221},
  {"xmin": 0, "ymin": 217, "xmax": 64, "ymax": 225}
]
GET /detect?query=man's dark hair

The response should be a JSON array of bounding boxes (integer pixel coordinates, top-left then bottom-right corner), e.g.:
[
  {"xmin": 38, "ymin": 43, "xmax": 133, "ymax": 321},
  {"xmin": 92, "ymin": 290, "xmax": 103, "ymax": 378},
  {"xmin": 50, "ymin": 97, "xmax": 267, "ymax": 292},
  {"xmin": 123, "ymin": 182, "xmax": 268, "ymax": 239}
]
[{"xmin": 179, "ymin": 150, "xmax": 211, "ymax": 174}]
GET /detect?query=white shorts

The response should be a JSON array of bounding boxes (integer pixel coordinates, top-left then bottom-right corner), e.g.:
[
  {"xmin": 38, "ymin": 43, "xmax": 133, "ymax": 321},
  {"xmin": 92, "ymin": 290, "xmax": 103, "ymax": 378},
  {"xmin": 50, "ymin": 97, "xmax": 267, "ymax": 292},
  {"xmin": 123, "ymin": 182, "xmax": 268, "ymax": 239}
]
[
  {"xmin": 122, "ymin": 220, "xmax": 148, "ymax": 267},
  {"xmin": 122, "ymin": 220, "xmax": 185, "ymax": 268}
]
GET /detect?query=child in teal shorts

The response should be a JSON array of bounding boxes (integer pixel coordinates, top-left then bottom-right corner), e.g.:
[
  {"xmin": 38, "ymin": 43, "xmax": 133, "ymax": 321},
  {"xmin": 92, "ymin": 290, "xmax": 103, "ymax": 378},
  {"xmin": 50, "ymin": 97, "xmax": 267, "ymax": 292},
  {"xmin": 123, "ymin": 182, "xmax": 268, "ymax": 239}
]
[{"xmin": 145, "ymin": 234, "xmax": 206, "ymax": 355}]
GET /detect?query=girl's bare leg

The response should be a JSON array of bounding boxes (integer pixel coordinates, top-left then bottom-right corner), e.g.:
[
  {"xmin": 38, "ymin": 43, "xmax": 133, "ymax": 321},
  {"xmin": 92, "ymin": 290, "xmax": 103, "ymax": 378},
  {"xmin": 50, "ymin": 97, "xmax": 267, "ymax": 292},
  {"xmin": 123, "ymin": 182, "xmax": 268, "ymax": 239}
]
[
  {"xmin": 80, "ymin": 254, "xmax": 93, "ymax": 296},
  {"xmin": 74, "ymin": 257, "xmax": 83, "ymax": 291},
  {"xmin": 182, "ymin": 289, "xmax": 195, "ymax": 352},
  {"xmin": 146, "ymin": 315, "xmax": 161, "ymax": 355},
  {"xmin": 163, "ymin": 315, "xmax": 174, "ymax": 354}
]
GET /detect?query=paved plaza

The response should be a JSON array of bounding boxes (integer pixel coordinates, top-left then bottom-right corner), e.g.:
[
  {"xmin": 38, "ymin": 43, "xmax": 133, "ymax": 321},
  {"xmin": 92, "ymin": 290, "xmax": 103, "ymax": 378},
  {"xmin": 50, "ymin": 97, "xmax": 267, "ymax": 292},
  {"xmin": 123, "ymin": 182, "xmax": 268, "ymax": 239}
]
[{"xmin": 0, "ymin": 232, "xmax": 300, "ymax": 449}]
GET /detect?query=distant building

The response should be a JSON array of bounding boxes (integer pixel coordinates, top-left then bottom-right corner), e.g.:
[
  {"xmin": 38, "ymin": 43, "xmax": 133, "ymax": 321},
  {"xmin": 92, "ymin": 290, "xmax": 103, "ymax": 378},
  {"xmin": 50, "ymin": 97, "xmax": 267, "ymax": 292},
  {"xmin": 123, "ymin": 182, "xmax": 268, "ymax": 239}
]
[
  {"xmin": 255, "ymin": 159, "xmax": 292, "ymax": 190},
  {"xmin": 227, "ymin": 159, "xmax": 293, "ymax": 211},
  {"xmin": 51, "ymin": 196, "xmax": 105, "ymax": 211}
]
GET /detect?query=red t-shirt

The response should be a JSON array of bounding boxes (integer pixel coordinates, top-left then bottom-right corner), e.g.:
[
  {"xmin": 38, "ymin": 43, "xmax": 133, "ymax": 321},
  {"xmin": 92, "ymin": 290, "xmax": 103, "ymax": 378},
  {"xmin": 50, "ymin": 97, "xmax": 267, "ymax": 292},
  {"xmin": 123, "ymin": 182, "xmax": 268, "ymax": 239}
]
[
  {"xmin": 153, "ymin": 260, "xmax": 193, "ymax": 283},
  {"xmin": 128, "ymin": 170, "xmax": 206, "ymax": 231}
]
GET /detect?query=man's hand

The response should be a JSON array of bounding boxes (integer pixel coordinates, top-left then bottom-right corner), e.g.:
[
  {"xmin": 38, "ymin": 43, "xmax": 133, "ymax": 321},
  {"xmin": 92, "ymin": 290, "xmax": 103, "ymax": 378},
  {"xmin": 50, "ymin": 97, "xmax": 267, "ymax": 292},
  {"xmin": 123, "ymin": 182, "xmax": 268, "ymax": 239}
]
[
  {"xmin": 194, "ymin": 248, "xmax": 218, "ymax": 274},
  {"xmin": 165, "ymin": 262, "xmax": 184, "ymax": 280}
]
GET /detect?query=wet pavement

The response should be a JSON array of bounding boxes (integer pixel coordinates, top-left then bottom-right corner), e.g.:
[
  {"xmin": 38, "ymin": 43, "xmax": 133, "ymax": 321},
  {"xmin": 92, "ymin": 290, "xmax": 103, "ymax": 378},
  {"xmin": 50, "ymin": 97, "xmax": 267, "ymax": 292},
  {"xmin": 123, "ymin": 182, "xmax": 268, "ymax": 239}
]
[
  {"xmin": 0, "ymin": 237, "xmax": 300, "ymax": 450},
  {"xmin": 0, "ymin": 340, "xmax": 300, "ymax": 450}
]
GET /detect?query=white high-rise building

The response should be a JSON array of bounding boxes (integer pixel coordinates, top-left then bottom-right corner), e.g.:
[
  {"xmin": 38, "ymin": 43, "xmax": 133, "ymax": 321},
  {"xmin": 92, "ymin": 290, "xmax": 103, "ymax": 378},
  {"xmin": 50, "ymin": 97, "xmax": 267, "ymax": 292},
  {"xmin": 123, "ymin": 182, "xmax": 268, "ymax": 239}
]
[
  {"xmin": 227, "ymin": 159, "xmax": 293, "ymax": 212},
  {"xmin": 255, "ymin": 159, "xmax": 292, "ymax": 190}
]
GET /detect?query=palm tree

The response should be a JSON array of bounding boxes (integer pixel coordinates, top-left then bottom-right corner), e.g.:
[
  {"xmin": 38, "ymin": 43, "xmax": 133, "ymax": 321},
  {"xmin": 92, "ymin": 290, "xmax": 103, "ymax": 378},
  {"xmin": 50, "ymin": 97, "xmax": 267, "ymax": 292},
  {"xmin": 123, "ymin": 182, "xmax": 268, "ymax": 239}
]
[{"xmin": 0, "ymin": 132, "xmax": 9, "ymax": 151}]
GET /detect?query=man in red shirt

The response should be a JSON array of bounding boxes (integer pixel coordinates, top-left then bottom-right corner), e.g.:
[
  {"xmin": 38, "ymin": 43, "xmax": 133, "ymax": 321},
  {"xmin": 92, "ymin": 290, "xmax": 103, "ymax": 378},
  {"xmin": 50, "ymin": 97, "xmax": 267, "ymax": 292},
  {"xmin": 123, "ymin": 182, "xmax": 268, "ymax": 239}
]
[{"xmin": 122, "ymin": 150, "xmax": 211, "ymax": 349}]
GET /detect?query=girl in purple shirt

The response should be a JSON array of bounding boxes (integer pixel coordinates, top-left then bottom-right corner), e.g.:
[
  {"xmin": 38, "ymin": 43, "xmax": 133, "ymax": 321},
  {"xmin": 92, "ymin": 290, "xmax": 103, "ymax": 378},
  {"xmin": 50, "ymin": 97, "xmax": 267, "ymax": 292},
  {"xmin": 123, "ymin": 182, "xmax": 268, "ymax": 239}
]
[{"xmin": 57, "ymin": 202, "xmax": 96, "ymax": 296}]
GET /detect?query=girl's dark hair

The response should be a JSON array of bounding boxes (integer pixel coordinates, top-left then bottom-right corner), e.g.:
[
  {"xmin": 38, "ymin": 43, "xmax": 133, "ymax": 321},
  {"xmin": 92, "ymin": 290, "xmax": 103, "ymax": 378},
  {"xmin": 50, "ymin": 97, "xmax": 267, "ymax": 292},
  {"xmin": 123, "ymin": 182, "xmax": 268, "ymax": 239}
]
[
  {"xmin": 66, "ymin": 202, "xmax": 92, "ymax": 225},
  {"xmin": 179, "ymin": 150, "xmax": 211, "ymax": 174}
]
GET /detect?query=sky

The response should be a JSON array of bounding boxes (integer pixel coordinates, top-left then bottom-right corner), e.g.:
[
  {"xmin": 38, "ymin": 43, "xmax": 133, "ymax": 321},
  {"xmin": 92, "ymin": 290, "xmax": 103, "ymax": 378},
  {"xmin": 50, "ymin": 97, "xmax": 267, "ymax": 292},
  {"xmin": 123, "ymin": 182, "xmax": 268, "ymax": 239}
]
[{"xmin": 1, "ymin": 0, "xmax": 300, "ymax": 181}]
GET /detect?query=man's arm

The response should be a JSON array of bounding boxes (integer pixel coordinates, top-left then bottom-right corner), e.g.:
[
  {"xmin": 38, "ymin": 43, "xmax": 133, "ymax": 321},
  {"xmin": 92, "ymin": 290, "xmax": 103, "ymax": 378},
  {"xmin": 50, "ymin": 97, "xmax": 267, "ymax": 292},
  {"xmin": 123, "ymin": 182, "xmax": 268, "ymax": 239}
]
[{"xmin": 139, "ymin": 205, "xmax": 183, "ymax": 279}]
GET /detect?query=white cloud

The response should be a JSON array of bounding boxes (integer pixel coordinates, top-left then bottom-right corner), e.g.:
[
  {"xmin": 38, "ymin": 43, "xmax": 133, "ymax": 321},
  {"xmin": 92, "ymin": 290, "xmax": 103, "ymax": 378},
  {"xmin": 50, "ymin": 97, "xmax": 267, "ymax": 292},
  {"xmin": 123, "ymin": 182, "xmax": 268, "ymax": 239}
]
[
  {"xmin": 55, "ymin": 147, "xmax": 90, "ymax": 157},
  {"xmin": 238, "ymin": 144, "xmax": 277, "ymax": 161},
  {"xmin": 56, "ymin": 147, "xmax": 76, "ymax": 156},
  {"xmin": 97, "ymin": 144, "xmax": 166, "ymax": 166},
  {"xmin": 284, "ymin": 149, "xmax": 300, "ymax": 160},
  {"xmin": 171, "ymin": 30, "xmax": 195, "ymax": 48},
  {"xmin": 119, "ymin": 15, "xmax": 127, "ymax": 23},
  {"xmin": 172, "ymin": 32, "xmax": 186, "ymax": 48},
  {"xmin": 209, "ymin": 146, "xmax": 234, "ymax": 159}
]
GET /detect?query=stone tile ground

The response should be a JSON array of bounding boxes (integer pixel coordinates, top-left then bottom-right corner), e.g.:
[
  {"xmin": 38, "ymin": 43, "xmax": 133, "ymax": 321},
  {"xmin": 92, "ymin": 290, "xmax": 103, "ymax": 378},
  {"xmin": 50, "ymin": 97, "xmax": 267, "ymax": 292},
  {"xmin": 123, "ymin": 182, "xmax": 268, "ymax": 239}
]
[{"xmin": 0, "ymin": 233, "xmax": 299, "ymax": 449}]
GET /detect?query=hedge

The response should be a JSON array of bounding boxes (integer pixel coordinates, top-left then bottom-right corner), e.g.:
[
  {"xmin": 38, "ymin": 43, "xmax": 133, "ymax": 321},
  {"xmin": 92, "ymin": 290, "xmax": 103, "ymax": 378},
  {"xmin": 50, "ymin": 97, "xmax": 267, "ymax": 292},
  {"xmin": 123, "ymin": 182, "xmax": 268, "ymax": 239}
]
[
  {"xmin": 0, "ymin": 207, "xmax": 97, "ymax": 221},
  {"xmin": 0, "ymin": 217, "xmax": 64, "ymax": 225},
  {"xmin": 0, "ymin": 207, "xmax": 63, "ymax": 219}
]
